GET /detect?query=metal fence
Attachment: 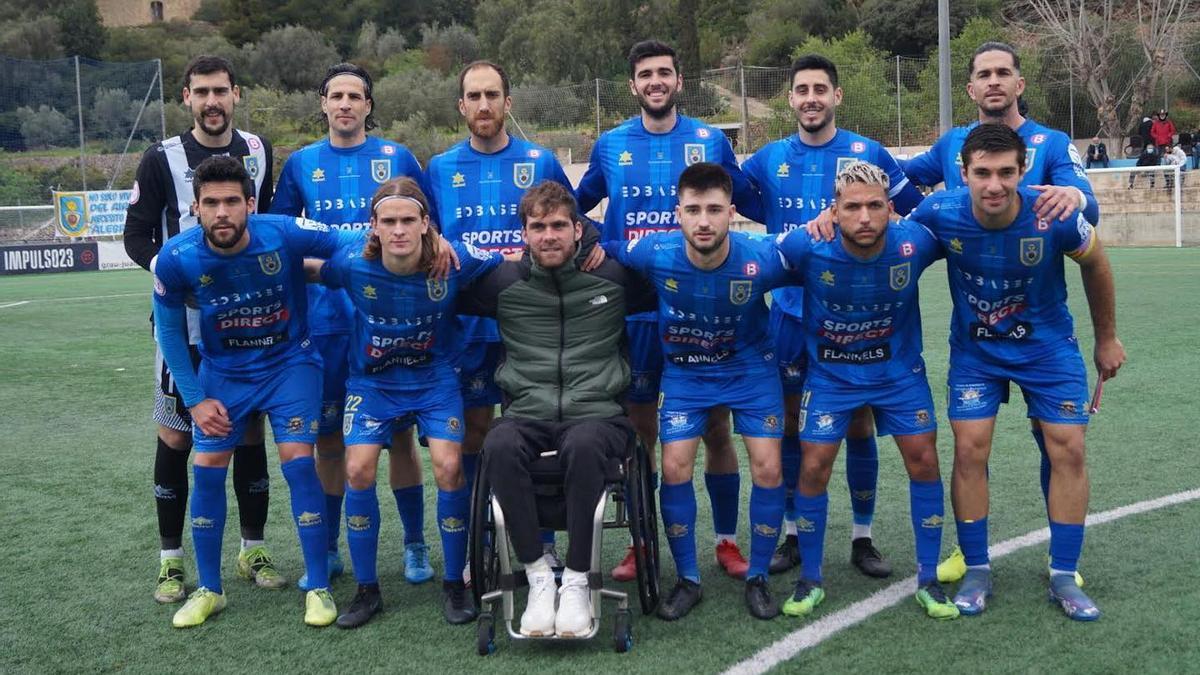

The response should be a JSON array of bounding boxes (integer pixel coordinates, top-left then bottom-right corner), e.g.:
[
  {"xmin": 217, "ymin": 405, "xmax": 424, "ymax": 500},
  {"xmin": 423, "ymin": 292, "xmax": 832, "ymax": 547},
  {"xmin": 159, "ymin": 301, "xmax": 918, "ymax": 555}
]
[{"xmin": 1, "ymin": 55, "xmax": 164, "ymax": 193}]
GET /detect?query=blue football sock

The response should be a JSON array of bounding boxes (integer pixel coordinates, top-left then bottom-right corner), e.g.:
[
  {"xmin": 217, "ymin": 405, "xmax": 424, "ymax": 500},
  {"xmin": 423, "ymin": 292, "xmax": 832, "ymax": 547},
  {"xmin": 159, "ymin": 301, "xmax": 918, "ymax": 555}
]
[
  {"xmin": 1048, "ymin": 520, "xmax": 1085, "ymax": 573},
  {"xmin": 956, "ymin": 517, "xmax": 990, "ymax": 567},
  {"xmin": 909, "ymin": 479, "xmax": 945, "ymax": 584},
  {"xmin": 392, "ymin": 484, "xmax": 425, "ymax": 546},
  {"xmin": 540, "ymin": 529, "xmax": 556, "ymax": 546},
  {"xmin": 845, "ymin": 436, "xmax": 879, "ymax": 528},
  {"xmin": 747, "ymin": 482, "xmax": 786, "ymax": 579},
  {"xmin": 281, "ymin": 457, "xmax": 330, "ymax": 590},
  {"xmin": 704, "ymin": 472, "xmax": 740, "ymax": 538},
  {"xmin": 438, "ymin": 485, "xmax": 470, "ymax": 582},
  {"xmin": 795, "ymin": 492, "xmax": 829, "ymax": 583},
  {"xmin": 461, "ymin": 452, "xmax": 479, "ymax": 497},
  {"xmin": 191, "ymin": 464, "xmax": 228, "ymax": 594},
  {"xmin": 1033, "ymin": 428, "xmax": 1051, "ymax": 508},
  {"xmin": 344, "ymin": 484, "xmax": 381, "ymax": 584},
  {"xmin": 781, "ymin": 434, "xmax": 801, "ymax": 521},
  {"xmin": 660, "ymin": 480, "xmax": 700, "ymax": 583},
  {"xmin": 325, "ymin": 492, "xmax": 343, "ymax": 553}
]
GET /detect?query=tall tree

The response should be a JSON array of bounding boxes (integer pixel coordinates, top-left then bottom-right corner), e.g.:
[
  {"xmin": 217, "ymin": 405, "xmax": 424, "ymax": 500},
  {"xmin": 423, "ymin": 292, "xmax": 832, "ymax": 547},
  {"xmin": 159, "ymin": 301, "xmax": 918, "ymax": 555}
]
[
  {"xmin": 1011, "ymin": 0, "xmax": 1199, "ymax": 137},
  {"xmin": 678, "ymin": 0, "xmax": 702, "ymax": 76},
  {"xmin": 56, "ymin": 0, "xmax": 106, "ymax": 58}
]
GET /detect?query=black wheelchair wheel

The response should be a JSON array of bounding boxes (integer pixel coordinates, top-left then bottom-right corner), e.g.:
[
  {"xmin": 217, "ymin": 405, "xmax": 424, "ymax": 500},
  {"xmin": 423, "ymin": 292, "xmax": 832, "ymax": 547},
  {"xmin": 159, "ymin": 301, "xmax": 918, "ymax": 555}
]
[
  {"xmin": 468, "ymin": 465, "xmax": 500, "ymax": 608},
  {"xmin": 476, "ymin": 612, "xmax": 496, "ymax": 656},
  {"xmin": 612, "ymin": 608, "xmax": 633, "ymax": 653},
  {"xmin": 628, "ymin": 442, "xmax": 661, "ymax": 615}
]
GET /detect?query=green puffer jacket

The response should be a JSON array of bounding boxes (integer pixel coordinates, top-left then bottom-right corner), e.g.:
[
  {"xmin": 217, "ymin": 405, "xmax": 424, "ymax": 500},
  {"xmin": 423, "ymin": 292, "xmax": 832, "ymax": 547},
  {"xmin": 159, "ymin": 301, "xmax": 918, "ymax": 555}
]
[{"xmin": 459, "ymin": 253, "xmax": 654, "ymax": 421}]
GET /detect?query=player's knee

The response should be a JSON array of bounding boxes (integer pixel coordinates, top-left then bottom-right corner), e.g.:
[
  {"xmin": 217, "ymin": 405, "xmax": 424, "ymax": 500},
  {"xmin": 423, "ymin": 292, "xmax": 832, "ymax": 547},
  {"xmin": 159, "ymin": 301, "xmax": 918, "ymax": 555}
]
[
  {"xmin": 905, "ymin": 450, "xmax": 940, "ymax": 482},
  {"xmin": 193, "ymin": 450, "xmax": 232, "ymax": 468},
  {"xmin": 749, "ymin": 456, "xmax": 781, "ymax": 487},
  {"xmin": 1047, "ymin": 437, "xmax": 1087, "ymax": 474},
  {"xmin": 345, "ymin": 456, "xmax": 377, "ymax": 490},
  {"xmin": 158, "ymin": 426, "xmax": 191, "ymax": 451},
  {"xmin": 660, "ymin": 451, "xmax": 694, "ymax": 484},
  {"xmin": 429, "ymin": 452, "xmax": 463, "ymax": 490}
]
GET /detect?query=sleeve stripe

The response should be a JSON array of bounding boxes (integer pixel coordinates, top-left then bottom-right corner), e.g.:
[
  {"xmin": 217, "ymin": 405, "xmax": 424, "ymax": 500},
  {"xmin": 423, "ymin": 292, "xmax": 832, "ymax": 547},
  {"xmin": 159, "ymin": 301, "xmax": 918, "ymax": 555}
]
[
  {"xmin": 1067, "ymin": 228, "xmax": 1098, "ymax": 260},
  {"xmin": 888, "ymin": 176, "xmax": 910, "ymax": 197}
]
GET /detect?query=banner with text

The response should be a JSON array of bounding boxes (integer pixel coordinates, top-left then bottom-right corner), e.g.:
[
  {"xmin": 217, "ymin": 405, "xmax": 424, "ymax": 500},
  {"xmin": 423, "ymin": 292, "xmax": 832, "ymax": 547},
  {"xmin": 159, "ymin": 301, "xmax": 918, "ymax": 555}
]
[
  {"xmin": 0, "ymin": 242, "xmax": 100, "ymax": 275},
  {"xmin": 54, "ymin": 190, "xmax": 132, "ymax": 238}
]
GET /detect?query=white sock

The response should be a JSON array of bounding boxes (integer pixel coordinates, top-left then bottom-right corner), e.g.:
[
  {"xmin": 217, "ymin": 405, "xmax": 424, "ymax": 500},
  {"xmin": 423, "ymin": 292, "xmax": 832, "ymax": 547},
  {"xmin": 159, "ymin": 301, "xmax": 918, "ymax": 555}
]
[
  {"xmin": 1049, "ymin": 567, "xmax": 1075, "ymax": 579},
  {"xmin": 715, "ymin": 533, "xmax": 736, "ymax": 546},
  {"xmin": 241, "ymin": 538, "xmax": 264, "ymax": 551},
  {"xmin": 785, "ymin": 520, "xmax": 797, "ymax": 537},
  {"xmin": 160, "ymin": 548, "xmax": 184, "ymax": 561},
  {"xmin": 526, "ymin": 555, "xmax": 552, "ymax": 577},
  {"xmin": 562, "ymin": 567, "xmax": 588, "ymax": 588},
  {"xmin": 851, "ymin": 523, "xmax": 872, "ymax": 541}
]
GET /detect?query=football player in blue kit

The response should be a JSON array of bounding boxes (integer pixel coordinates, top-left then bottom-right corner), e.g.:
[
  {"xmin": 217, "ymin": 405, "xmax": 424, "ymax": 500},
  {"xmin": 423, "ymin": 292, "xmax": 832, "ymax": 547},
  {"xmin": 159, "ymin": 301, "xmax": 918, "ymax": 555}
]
[
  {"xmin": 901, "ymin": 42, "xmax": 1101, "ymax": 584},
  {"xmin": 578, "ymin": 40, "xmax": 759, "ymax": 582},
  {"xmin": 909, "ymin": 125, "xmax": 1124, "ymax": 620},
  {"xmin": 605, "ymin": 163, "xmax": 788, "ymax": 621},
  {"xmin": 272, "ymin": 63, "xmax": 436, "ymax": 589},
  {"xmin": 773, "ymin": 161, "xmax": 957, "ymax": 620},
  {"xmin": 425, "ymin": 60, "xmax": 576, "ymax": 567},
  {"xmin": 151, "ymin": 156, "xmax": 342, "ymax": 628},
  {"xmin": 742, "ymin": 54, "xmax": 925, "ymax": 578},
  {"xmin": 308, "ymin": 177, "xmax": 500, "ymax": 628}
]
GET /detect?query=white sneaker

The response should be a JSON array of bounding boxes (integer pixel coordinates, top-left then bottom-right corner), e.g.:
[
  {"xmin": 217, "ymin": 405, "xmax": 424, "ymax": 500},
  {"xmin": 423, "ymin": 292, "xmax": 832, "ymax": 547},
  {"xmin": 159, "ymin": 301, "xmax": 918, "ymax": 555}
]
[
  {"xmin": 520, "ymin": 557, "xmax": 557, "ymax": 637},
  {"xmin": 555, "ymin": 569, "xmax": 592, "ymax": 637}
]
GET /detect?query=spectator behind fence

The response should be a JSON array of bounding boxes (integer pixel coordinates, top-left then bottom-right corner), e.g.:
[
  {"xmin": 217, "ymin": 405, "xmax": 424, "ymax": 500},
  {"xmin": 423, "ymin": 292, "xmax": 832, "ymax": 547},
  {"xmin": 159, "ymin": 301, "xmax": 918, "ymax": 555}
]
[
  {"xmin": 1150, "ymin": 109, "xmax": 1176, "ymax": 151},
  {"xmin": 1086, "ymin": 137, "xmax": 1109, "ymax": 169},
  {"xmin": 1164, "ymin": 143, "xmax": 1188, "ymax": 191},
  {"xmin": 1137, "ymin": 115, "xmax": 1154, "ymax": 147},
  {"xmin": 1129, "ymin": 144, "xmax": 1159, "ymax": 189}
]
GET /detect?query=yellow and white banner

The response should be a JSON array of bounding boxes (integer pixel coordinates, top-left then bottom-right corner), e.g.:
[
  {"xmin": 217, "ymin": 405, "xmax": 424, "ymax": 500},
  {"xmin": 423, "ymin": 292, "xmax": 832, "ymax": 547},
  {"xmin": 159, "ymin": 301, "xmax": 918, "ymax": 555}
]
[{"xmin": 54, "ymin": 190, "xmax": 132, "ymax": 238}]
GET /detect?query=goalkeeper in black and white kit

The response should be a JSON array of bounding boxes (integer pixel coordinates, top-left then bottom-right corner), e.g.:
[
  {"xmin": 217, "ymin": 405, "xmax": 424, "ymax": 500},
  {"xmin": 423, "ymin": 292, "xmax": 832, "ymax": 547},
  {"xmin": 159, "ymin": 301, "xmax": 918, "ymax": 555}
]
[{"xmin": 123, "ymin": 55, "xmax": 281, "ymax": 604}]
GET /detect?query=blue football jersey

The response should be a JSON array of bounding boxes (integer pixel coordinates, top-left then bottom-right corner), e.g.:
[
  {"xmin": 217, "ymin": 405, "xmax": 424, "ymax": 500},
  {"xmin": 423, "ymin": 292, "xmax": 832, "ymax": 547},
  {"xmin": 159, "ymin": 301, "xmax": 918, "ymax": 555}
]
[
  {"xmin": 321, "ymin": 239, "xmax": 502, "ymax": 390},
  {"xmin": 577, "ymin": 114, "xmax": 764, "ymax": 245},
  {"xmin": 908, "ymin": 187, "xmax": 1096, "ymax": 364},
  {"xmin": 152, "ymin": 214, "xmax": 339, "ymax": 376},
  {"xmin": 271, "ymin": 136, "xmax": 426, "ymax": 337},
  {"xmin": 425, "ymin": 135, "xmax": 571, "ymax": 342},
  {"xmin": 742, "ymin": 129, "xmax": 923, "ymax": 318},
  {"xmin": 606, "ymin": 230, "xmax": 792, "ymax": 376},
  {"xmin": 775, "ymin": 219, "xmax": 942, "ymax": 386},
  {"xmin": 902, "ymin": 118, "xmax": 1098, "ymax": 224}
]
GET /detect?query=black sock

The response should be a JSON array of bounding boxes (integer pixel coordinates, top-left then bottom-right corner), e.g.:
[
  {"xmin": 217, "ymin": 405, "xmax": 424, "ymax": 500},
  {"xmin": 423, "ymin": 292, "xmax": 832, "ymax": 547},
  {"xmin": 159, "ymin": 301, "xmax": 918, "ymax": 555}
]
[
  {"xmin": 154, "ymin": 437, "xmax": 191, "ymax": 551},
  {"xmin": 233, "ymin": 442, "xmax": 269, "ymax": 541}
]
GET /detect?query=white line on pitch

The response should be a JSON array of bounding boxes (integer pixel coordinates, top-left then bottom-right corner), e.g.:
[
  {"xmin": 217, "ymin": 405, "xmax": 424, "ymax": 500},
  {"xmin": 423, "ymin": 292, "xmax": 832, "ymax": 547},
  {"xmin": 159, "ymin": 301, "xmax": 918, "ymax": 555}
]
[
  {"xmin": 724, "ymin": 488, "xmax": 1200, "ymax": 675},
  {"xmin": 0, "ymin": 292, "xmax": 145, "ymax": 307}
]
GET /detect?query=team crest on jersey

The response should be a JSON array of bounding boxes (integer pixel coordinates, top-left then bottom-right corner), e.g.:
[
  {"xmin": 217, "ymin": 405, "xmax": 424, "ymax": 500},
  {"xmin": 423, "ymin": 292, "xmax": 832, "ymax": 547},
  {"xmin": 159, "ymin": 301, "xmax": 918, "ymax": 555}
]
[
  {"xmin": 889, "ymin": 262, "xmax": 911, "ymax": 290},
  {"xmin": 1036, "ymin": 217, "xmax": 1050, "ymax": 232},
  {"xmin": 851, "ymin": 141, "xmax": 866, "ymax": 153},
  {"xmin": 729, "ymin": 280, "xmax": 752, "ymax": 305},
  {"xmin": 513, "ymin": 162, "xmax": 535, "ymax": 189},
  {"xmin": 427, "ymin": 278, "xmax": 448, "ymax": 301},
  {"xmin": 243, "ymin": 156, "xmax": 260, "ymax": 179},
  {"xmin": 1031, "ymin": 134, "xmax": 1046, "ymax": 145},
  {"xmin": 685, "ymin": 144, "xmax": 706, "ymax": 166},
  {"xmin": 1020, "ymin": 237, "xmax": 1043, "ymax": 266},
  {"xmin": 248, "ymin": 136, "xmax": 262, "ymax": 150},
  {"xmin": 382, "ymin": 144, "xmax": 395, "ymax": 155},
  {"xmin": 900, "ymin": 242, "xmax": 915, "ymax": 257},
  {"xmin": 371, "ymin": 159, "xmax": 391, "ymax": 183},
  {"xmin": 776, "ymin": 162, "xmax": 790, "ymax": 177},
  {"xmin": 258, "ymin": 251, "xmax": 281, "ymax": 275}
]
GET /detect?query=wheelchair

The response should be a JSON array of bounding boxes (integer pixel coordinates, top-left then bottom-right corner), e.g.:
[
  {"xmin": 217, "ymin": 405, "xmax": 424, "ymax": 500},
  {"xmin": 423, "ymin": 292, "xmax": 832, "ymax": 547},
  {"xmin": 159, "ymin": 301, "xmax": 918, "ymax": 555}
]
[{"xmin": 468, "ymin": 435, "xmax": 660, "ymax": 654}]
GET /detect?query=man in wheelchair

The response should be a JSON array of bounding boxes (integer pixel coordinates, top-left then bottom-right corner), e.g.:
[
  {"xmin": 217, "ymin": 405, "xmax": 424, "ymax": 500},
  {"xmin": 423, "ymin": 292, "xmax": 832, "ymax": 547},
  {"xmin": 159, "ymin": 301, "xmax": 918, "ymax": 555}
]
[{"xmin": 457, "ymin": 181, "xmax": 655, "ymax": 638}]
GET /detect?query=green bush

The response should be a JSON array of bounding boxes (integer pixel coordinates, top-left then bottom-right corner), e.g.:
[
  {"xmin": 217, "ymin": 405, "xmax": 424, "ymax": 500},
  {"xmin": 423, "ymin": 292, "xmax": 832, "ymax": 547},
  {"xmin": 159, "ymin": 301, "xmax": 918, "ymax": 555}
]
[
  {"xmin": 382, "ymin": 113, "xmax": 456, "ymax": 165},
  {"xmin": 373, "ymin": 68, "xmax": 460, "ymax": 130},
  {"xmin": 17, "ymin": 105, "xmax": 75, "ymax": 149}
]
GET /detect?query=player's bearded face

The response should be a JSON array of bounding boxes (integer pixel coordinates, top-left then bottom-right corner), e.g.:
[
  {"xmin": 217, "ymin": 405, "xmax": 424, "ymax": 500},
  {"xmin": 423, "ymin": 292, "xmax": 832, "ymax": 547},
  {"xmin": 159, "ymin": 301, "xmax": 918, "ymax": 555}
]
[
  {"xmin": 372, "ymin": 199, "xmax": 428, "ymax": 260},
  {"xmin": 524, "ymin": 206, "xmax": 581, "ymax": 269},
  {"xmin": 460, "ymin": 67, "xmax": 510, "ymax": 140},
  {"xmin": 630, "ymin": 56, "xmax": 682, "ymax": 120},
  {"xmin": 184, "ymin": 72, "xmax": 238, "ymax": 138},
  {"xmin": 963, "ymin": 150, "xmax": 1023, "ymax": 219},
  {"xmin": 677, "ymin": 187, "xmax": 733, "ymax": 256},
  {"xmin": 789, "ymin": 71, "xmax": 841, "ymax": 134},
  {"xmin": 195, "ymin": 182, "xmax": 251, "ymax": 250},
  {"xmin": 967, "ymin": 51, "xmax": 1024, "ymax": 119},
  {"xmin": 833, "ymin": 183, "xmax": 892, "ymax": 252}
]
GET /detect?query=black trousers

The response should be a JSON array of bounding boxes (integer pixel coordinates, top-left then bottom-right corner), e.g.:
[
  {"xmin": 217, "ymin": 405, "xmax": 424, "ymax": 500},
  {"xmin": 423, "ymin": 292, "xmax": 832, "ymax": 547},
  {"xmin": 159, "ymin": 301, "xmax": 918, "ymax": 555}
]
[{"xmin": 483, "ymin": 416, "xmax": 634, "ymax": 571}]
